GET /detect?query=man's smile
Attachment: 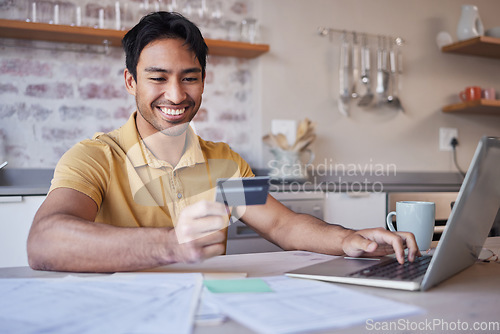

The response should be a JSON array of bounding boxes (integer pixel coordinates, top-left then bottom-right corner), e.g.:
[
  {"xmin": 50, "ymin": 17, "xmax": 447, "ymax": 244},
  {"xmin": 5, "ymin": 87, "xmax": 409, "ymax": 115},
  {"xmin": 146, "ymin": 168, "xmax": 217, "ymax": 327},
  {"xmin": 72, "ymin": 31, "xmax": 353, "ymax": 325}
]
[{"xmin": 158, "ymin": 107, "xmax": 186, "ymax": 116}]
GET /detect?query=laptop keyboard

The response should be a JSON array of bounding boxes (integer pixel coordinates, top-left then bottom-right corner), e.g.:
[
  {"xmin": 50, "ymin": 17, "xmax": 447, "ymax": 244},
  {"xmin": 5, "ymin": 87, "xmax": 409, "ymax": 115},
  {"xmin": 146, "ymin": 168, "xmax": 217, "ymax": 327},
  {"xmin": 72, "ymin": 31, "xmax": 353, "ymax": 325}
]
[{"xmin": 348, "ymin": 256, "xmax": 432, "ymax": 281}]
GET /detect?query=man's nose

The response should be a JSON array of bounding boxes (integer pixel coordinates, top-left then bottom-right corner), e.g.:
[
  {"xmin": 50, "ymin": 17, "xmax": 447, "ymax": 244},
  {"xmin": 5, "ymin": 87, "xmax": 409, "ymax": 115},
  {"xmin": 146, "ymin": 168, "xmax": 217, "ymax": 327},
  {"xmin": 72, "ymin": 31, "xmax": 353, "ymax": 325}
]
[{"xmin": 164, "ymin": 80, "xmax": 186, "ymax": 104}]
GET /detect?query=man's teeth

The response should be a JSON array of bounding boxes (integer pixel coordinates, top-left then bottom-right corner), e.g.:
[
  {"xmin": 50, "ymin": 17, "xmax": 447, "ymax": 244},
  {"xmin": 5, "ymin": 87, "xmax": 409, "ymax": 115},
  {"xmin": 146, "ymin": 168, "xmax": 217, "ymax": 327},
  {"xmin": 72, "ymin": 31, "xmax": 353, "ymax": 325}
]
[{"xmin": 159, "ymin": 107, "xmax": 185, "ymax": 116}]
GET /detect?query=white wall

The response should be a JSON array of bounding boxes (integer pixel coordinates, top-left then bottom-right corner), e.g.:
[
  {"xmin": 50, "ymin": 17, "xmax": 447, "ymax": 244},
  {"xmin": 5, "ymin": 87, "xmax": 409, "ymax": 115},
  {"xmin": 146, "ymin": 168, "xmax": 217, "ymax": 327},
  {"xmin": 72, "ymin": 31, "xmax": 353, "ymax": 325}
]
[{"xmin": 256, "ymin": 0, "xmax": 500, "ymax": 172}]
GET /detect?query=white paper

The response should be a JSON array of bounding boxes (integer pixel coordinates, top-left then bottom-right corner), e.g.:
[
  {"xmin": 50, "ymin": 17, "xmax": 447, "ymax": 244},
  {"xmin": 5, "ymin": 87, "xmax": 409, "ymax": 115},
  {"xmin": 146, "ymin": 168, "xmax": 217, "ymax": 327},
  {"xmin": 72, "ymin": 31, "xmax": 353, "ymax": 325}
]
[
  {"xmin": 195, "ymin": 288, "xmax": 227, "ymax": 326},
  {"xmin": 0, "ymin": 273, "xmax": 203, "ymax": 334},
  {"xmin": 207, "ymin": 276, "xmax": 424, "ymax": 334}
]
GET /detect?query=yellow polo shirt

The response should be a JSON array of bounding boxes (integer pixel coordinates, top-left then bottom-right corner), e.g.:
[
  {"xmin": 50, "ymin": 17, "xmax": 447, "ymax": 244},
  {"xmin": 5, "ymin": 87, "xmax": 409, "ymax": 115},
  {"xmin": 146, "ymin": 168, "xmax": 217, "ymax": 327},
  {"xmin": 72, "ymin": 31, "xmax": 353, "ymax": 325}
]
[{"xmin": 49, "ymin": 112, "xmax": 254, "ymax": 228}]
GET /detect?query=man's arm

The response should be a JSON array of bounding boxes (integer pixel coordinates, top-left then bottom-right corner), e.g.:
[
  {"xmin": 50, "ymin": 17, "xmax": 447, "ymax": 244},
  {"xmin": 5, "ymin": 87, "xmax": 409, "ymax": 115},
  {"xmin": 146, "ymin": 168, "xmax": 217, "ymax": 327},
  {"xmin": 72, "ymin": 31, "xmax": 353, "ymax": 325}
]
[
  {"xmin": 239, "ymin": 195, "xmax": 419, "ymax": 264},
  {"xmin": 27, "ymin": 188, "xmax": 228, "ymax": 272}
]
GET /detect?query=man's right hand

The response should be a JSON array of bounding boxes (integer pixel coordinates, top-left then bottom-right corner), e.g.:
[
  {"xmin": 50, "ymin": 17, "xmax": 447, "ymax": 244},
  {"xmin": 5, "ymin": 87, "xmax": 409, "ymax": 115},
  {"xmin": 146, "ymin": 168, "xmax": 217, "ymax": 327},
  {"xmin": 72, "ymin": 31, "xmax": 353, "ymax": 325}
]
[{"xmin": 167, "ymin": 200, "xmax": 229, "ymax": 263}]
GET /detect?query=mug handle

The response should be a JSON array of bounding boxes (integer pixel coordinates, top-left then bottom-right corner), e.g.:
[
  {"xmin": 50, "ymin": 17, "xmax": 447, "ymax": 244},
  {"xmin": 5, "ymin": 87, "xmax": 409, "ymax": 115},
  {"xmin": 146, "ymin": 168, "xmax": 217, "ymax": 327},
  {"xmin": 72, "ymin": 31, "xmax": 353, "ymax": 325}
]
[
  {"xmin": 476, "ymin": 17, "xmax": 484, "ymax": 35},
  {"xmin": 386, "ymin": 211, "xmax": 397, "ymax": 232},
  {"xmin": 459, "ymin": 91, "xmax": 466, "ymax": 102}
]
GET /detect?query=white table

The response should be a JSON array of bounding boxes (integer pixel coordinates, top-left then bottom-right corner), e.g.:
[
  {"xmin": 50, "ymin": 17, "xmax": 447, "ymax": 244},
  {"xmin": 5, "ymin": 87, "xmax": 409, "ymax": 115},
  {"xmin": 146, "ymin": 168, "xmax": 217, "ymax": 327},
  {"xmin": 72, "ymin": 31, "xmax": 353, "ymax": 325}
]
[{"xmin": 1, "ymin": 237, "xmax": 499, "ymax": 333}]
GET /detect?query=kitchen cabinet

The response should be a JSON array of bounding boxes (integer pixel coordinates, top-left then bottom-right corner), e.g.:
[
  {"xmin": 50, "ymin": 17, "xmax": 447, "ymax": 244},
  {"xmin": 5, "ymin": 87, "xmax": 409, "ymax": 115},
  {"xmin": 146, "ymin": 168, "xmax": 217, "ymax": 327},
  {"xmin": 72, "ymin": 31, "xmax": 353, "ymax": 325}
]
[
  {"xmin": 0, "ymin": 19, "xmax": 270, "ymax": 59},
  {"xmin": 0, "ymin": 195, "xmax": 45, "ymax": 268},
  {"xmin": 323, "ymin": 192, "xmax": 386, "ymax": 230},
  {"xmin": 441, "ymin": 36, "xmax": 500, "ymax": 115}
]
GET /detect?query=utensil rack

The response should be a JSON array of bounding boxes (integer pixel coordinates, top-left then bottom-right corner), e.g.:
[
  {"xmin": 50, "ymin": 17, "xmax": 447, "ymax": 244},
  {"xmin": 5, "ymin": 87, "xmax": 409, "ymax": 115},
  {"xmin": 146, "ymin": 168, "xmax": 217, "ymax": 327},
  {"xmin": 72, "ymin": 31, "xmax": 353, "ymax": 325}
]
[
  {"xmin": 317, "ymin": 27, "xmax": 406, "ymax": 116},
  {"xmin": 317, "ymin": 27, "xmax": 405, "ymax": 46}
]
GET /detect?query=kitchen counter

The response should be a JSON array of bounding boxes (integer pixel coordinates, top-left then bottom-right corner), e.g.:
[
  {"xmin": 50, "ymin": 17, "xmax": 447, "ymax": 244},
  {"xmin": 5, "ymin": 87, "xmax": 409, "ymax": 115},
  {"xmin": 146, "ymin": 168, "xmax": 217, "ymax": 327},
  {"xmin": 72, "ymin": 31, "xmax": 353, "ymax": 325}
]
[
  {"xmin": 0, "ymin": 168, "xmax": 464, "ymax": 196},
  {"xmin": 0, "ymin": 168, "xmax": 53, "ymax": 196},
  {"xmin": 254, "ymin": 168, "xmax": 464, "ymax": 193}
]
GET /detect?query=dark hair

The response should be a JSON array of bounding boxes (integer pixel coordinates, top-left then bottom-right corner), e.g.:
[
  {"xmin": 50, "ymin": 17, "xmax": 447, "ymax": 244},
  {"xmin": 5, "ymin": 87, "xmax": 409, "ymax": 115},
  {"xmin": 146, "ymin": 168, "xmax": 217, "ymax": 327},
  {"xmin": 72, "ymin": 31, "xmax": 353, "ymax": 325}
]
[{"xmin": 122, "ymin": 11, "xmax": 208, "ymax": 81}]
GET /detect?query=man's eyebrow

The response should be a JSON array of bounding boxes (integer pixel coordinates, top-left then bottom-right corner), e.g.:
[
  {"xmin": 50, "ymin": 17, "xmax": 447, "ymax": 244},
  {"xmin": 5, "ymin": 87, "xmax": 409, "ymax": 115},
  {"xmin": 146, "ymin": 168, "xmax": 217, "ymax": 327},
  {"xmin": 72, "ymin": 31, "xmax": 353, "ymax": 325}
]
[
  {"xmin": 144, "ymin": 67, "xmax": 201, "ymax": 74},
  {"xmin": 144, "ymin": 66, "xmax": 169, "ymax": 73}
]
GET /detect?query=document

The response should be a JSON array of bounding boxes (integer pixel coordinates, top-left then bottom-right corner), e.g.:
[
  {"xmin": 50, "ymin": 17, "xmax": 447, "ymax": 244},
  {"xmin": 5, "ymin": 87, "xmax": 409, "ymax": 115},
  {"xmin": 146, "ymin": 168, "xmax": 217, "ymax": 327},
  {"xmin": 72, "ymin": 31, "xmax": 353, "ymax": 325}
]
[
  {"xmin": 194, "ymin": 289, "xmax": 227, "ymax": 326},
  {"xmin": 206, "ymin": 275, "xmax": 424, "ymax": 334},
  {"xmin": 0, "ymin": 273, "xmax": 203, "ymax": 334}
]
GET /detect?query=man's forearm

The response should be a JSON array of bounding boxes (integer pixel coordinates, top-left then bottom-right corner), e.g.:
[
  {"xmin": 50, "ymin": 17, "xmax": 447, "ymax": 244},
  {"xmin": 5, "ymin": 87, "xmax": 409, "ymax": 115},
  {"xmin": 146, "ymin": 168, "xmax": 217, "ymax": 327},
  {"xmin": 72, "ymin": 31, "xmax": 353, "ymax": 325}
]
[
  {"xmin": 271, "ymin": 213, "xmax": 356, "ymax": 255},
  {"xmin": 27, "ymin": 214, "xmax": 173, "ymax": 272}
]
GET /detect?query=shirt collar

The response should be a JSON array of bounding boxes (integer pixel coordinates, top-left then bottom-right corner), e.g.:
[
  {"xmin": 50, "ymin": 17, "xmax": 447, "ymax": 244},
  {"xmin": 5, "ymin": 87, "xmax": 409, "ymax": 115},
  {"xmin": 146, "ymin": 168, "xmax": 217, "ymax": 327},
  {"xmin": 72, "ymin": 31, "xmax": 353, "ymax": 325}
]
[{"xmin": 122, "ymin": 111, "xmax": 205, "ymax": 170}]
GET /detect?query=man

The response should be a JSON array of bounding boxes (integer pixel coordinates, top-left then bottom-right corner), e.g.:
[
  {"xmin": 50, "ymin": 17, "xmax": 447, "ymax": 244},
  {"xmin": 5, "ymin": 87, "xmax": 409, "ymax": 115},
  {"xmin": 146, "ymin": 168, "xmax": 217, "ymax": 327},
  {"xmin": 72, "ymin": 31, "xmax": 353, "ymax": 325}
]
[{"xmin": 27, "ymin": 12, "xmax": 419, "ymax": 273}]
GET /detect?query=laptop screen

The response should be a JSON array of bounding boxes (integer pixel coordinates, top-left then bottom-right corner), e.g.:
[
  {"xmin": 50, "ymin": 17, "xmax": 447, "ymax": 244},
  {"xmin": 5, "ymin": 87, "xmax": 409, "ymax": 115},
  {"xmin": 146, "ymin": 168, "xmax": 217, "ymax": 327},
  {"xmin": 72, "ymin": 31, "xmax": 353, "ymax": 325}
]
[{"xmin": 422, "ymin": 136, "xmax": 500, "ymax": 290}]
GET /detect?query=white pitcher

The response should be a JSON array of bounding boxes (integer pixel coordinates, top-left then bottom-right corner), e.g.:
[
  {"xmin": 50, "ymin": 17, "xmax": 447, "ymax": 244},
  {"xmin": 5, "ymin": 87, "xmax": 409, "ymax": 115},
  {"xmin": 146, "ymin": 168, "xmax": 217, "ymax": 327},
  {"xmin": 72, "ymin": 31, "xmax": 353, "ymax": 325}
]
[
  {"xmin": 456, "ymin": 5, "xmax": 484, "ymax": 41},
  {"xmin": 268, "ymin": 148, "xmax": 315, "ymax": 181}
]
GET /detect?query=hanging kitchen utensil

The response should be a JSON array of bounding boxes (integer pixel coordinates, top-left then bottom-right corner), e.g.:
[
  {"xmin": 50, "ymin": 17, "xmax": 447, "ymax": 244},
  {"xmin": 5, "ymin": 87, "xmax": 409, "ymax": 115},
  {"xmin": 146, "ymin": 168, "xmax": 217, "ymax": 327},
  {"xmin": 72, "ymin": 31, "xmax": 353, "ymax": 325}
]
[
  {"xmin": 357, "ymin": 34, "xmax": 374, "ymax": 107},
  {"xmin": 375, "ymin": 35, "xmax": 389, "ymax": 106},
  {"xmin": 387, "ymin": 38, "xmax": 404, "ymax": 112},
  {"xmin": 396, "ymin": 37, "xmax": 404, "ymax": 75},
  {"xmin": 351, "ymin": 32, "xmax": 360, "ymax": 99},
  {"xmin": 386, "ymin": 40, "xmax": 395, "ymax": 102},
  {"xmin": 337, "ymin": 31, "xmax": 350, "ymax": 116}
]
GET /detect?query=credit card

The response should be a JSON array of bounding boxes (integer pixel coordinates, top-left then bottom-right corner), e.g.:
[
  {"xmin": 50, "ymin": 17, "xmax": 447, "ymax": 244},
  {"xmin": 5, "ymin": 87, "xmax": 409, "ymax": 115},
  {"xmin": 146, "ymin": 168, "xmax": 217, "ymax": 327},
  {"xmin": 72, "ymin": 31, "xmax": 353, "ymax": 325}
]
[{"xmin": 214, "ymin": 176, "xmax": 270, "ymax": 206}]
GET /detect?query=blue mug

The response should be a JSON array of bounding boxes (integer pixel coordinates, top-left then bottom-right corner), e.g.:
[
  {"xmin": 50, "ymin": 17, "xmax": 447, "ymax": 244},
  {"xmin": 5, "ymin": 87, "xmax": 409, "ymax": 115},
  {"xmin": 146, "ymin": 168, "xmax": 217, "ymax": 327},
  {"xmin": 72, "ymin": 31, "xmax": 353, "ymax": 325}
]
[{"xmin": 387, "ymin": 201, "xmax": 435, "ymax": 251}]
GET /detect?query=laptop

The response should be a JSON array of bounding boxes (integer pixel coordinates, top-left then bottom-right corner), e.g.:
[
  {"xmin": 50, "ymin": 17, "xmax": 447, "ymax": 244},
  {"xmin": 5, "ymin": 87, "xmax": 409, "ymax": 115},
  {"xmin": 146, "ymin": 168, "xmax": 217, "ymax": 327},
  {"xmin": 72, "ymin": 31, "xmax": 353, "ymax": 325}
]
[{"xmin": 286, "ymin": 136, "xmax": 500, "ymax": 291}]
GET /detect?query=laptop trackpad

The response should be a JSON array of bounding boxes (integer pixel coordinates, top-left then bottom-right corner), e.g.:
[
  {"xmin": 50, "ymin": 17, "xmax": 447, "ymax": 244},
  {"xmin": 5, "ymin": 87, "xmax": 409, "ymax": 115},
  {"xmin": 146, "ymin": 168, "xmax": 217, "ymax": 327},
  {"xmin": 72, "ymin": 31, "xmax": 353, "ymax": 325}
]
[{"xmin": 289, "ymin": 256, "xmax": 389, "ymax": 277}]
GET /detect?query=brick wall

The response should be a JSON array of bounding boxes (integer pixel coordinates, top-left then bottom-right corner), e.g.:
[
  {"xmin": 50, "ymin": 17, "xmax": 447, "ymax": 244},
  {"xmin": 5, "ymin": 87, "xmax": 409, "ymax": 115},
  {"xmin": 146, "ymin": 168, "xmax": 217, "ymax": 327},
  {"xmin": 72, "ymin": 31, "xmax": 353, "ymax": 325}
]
[{"xmin": 0, "ymin": 0, "xmax": 259, "ymax": 168}]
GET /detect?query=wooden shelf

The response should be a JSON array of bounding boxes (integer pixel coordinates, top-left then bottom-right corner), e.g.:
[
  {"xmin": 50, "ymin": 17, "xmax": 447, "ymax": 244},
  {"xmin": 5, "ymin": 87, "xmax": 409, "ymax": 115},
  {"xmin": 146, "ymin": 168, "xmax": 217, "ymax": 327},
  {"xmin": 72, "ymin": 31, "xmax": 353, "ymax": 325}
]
[
  {"xmin": 442, "ymin": 99, "xmax": 500, "ymax": 115},
  {"xmin": 0, "ymin": 18, "xmax": 269, "ymax": 59},
  {"xmin": 441, "ymin": 36, "xmax": 500, "ymax": 116},
  {"xmin": 441, "ymin": 35, "xmax": 500, "ymax": 59},
  {"xmin": 203, "ymin": 39, "xmax": 270, "ymax": 58}
]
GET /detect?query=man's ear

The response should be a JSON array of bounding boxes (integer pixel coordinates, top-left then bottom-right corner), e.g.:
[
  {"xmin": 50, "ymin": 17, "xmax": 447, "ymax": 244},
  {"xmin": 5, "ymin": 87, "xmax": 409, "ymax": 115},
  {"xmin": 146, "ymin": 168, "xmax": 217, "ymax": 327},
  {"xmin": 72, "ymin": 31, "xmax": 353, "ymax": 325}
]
[{"xmin": 124, "ymin": 69, "xmax": 136, "ymax": 96}]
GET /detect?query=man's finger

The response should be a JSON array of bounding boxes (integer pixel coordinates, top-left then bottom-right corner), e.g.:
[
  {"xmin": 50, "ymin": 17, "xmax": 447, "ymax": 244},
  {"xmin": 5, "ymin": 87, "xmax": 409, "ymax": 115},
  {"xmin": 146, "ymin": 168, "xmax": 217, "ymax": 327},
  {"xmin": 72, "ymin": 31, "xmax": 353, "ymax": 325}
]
[
  {"xmin": 201, "ymin": 242, "xmax": 226, "ymax": 260},
  {"xmin": 344, "ymin": 228, "xmax": 411, "ymax": 264},
  {"xmin": 181, "ymin": 200, "xmax": 228, "ymax": 219},
  {"xmin": 368, "ymin": 229, "xmax": 406, "ymax": 263},
  {"xmin": 175, "ymin": 216, "xmax": 227, "ymax": 244},
  {"xmin": 395, "ymin": 231, "xmax": 421, "ymax": 261}
]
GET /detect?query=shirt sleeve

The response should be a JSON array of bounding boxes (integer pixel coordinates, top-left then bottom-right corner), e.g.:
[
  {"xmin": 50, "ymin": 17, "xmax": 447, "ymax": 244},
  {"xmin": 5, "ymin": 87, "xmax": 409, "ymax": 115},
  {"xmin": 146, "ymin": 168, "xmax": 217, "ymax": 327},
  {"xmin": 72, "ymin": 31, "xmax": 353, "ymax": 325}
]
[
  {"xmin": 49, "ymin": 139, "xmax": 112, "ymax": 209},
  {"xmin": 230, "ymin": 150, "xmax": 254, "ymax": 178}
]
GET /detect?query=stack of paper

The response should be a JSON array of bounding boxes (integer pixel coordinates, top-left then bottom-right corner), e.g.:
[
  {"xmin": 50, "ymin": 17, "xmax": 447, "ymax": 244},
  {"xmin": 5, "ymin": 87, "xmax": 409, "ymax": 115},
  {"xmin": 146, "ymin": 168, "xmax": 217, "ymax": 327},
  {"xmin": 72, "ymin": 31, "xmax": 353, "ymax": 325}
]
[
  {"xmin": 203, "ymin": 275, "xmax": 423, "ymax": 334},
  {"xmin": 0, "ymin": 273, "xmax": 424, "ymax": 334},
  {"xmin": 0, "ymin": 273, "xmax": 202, "ymax": 334}
]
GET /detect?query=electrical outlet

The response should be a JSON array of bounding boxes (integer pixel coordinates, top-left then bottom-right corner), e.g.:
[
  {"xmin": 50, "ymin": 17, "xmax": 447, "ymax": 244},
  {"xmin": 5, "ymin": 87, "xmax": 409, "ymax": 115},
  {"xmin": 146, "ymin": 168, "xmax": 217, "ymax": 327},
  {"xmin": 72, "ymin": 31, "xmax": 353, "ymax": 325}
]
[{"xmin": 439, "ymin": 127, "xmax": 458, "ymax": 151}]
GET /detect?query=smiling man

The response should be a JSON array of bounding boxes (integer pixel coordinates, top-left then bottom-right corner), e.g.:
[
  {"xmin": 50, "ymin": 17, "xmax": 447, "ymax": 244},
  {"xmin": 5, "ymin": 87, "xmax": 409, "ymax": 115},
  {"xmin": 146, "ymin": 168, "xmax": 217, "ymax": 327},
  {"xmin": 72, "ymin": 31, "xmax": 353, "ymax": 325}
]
[
  {"xmin": 27, "ymin": 12, "xmax": 419, "ymax": 273},
  {"xmin": 127, "ymin": 37, "xmax": 204, "ymax": 165}
]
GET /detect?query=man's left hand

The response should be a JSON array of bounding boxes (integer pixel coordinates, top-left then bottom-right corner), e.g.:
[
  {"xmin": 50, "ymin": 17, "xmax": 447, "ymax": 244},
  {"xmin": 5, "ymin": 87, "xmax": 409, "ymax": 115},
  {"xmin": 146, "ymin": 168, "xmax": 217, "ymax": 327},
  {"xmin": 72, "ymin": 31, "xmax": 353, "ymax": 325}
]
[{"xmin": 341, "ymin": 227, "xmax": 421, "ymax": 264}]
